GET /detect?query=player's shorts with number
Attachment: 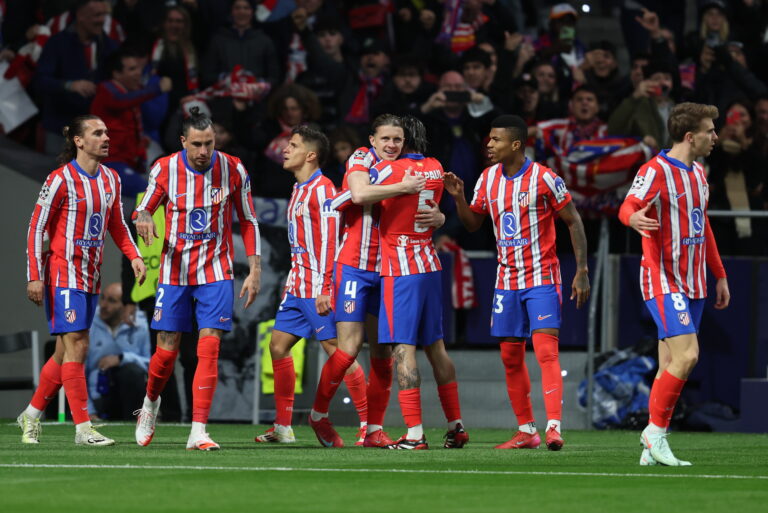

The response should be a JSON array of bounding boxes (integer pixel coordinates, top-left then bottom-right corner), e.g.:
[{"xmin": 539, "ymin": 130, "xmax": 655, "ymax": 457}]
[
  {"xmin": 379, "ymin": 272, "xmax": 443, "ymax": 346},
  {"xmin": 151, "ymin": 280, "xmax": 234, "ymax": 332},
  {"xmin": 645, "ymin": 292, "xmax": 704, "ymax": 339},
  {"xmin": 273, "ymin": 293, "xmax": 337, "ymax": 341},
  {"xmin": 490, "ymin": 285, "xmax": 562, "ymax": 338},
  {"xmin": 45, "ymin": 286, "xmax": 98, "ymax": 334},
  {"xmin": 333, "ymin": 263, "xmax": 380, "ymax": 322}
]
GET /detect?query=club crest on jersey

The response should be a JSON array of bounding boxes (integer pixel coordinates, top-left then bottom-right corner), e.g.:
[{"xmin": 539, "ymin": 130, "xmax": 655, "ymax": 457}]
[
  {"xmin": 518, "ymin": 192, "xmax": 529, "ymax": 207},
  {"xmin": 678, "ymin": 312, "xmax": 690, "ymax": 326},
  {"xmin": 210, "ymin": 187, "xmax": 222, "ymax": 205},
  {"xmin": 344, "ymin": 300, "xmax": 356, "ymax": 314},
  {"xmin": 294, "ymin": 201, "xmax": 305, "ymax": 217},
  {"xmin": 65, "ymin": 309, "xmax": 76, "ymax": 323},
  {"xmin": 153, "ymin": 308, "xmax": 162, "ymax": 322},
  {"xmin": 397, "ymin": 235, "xmax": 409, "ymax": 247}
]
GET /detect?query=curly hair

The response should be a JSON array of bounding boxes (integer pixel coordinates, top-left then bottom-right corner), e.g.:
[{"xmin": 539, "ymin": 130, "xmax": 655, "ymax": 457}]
[{"xmin": 266, "ymin": 83, "xmax": 322, "ymax": 123}]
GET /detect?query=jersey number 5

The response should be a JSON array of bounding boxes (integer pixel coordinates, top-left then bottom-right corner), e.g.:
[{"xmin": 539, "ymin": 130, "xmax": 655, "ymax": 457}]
[{"xmin": 414, "ymin": 190, "xmax": 435, "ymax": 233}]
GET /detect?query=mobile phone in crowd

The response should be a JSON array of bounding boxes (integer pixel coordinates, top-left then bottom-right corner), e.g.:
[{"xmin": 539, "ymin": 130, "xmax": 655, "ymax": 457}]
[{"xmin": 444, "ymin": 91, "xmax": 471, "ymax": 103}]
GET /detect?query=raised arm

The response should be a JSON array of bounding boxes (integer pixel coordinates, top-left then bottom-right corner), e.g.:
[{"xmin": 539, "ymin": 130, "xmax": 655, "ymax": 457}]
[
  {"xmin": 443, "ymin": 172, "xmax": 485, "ymax": 232},
  {"xmin": 348, "ymin": 168, "xmax": 425, "ymax": 205}
]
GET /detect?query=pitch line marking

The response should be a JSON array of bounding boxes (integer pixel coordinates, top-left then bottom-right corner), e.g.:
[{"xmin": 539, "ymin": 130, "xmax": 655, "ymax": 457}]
[{"xmin": 1, "ymin": 464, "xmax": 765, "ymax": 480}]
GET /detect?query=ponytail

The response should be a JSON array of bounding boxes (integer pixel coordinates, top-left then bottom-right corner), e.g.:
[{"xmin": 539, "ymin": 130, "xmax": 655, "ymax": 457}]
[{"xmin": 57, "ymin": 115, "xmax": 101, "ymax": 165}]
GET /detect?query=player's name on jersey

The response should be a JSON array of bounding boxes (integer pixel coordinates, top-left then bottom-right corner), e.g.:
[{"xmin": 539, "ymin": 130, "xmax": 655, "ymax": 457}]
[{"xmin": 497, "ymin": 238, "xmax": 530, "ymax": 247}]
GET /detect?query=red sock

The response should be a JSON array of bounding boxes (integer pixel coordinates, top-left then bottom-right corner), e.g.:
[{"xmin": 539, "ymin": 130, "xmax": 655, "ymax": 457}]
[
  {"xmin": 398, "ymin": 388, "xmax": 422, "ymax": 428},
  {"xmin": 649, "ymin": 370, "xmax": 686, "ymax": 429},
  {"xmin": 500, "ymin": 342, "xmax": 534, "ymax": 425},
  {"xmin": 367, "ymin": 357, "xmax": 393, "ymax": 426},
  {"xmin": 273, "ymin": 356, "xmax": 295, "ymax": 426},
  {"xmin": 532, "ymin": 333, "xmax": 562, "ymax": 422},
  {"xmin": 192, "ymin": 336, "xmax": 219, "ymax": 424},
  {"xmin": 344, "ymin": 364, "xmax": 368, "ymax": 423},
  {"xmin": 437, "ymin": 381, "xmax": 462, "ymax": 423},
  {"xmin": 61, "ymin": 362, "xmax": 89, "ymax": 425},
  {"xmin": 146, "ymin": 346, "xmax": 178, "ymax": 401},
  {"xmin": 312, "ymin": 349, "xmax": 355, "ymax": 414},
  {"xmin": 30, "ymin": 357, "xmax": 62, "ymax": 411},
  {"xmin": 648, "ymin": 378, "xmax": 660, "ymax": 426}
]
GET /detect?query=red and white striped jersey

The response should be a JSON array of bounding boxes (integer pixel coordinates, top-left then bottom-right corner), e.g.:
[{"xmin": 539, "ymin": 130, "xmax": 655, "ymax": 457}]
[
  {"xmin": 331, "ymin": 147, "xmax": 382, "ymax": 272},
  {"xmin": 135, "ymin": 150, "xmax": 260, "ymax": 286},
  {"xmin": 284, "ymin": 170, "xmax": 338, "ymax": 298},
  {"xmin": 377, "ymin": 154, "xmax": 444, "ymax": 277},
  {"xmin": 27, "ymin": 161, "xmax": 140, "ymax": 293},
  {"xmin": 470, "ymin": 159, "xmax": 571, "ymax": 290},
  {"xmin": 622, "ymin": 151, "xmax": 711, "ymax": 301}
]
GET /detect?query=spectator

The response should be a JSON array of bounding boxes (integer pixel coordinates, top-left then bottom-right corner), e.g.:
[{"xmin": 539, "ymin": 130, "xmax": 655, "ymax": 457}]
[
  {"xmin": 531, "ymin": 60, "xmax": 567, "ymax": 119},
  {"xmin": 35, "ymin": 0, "xmax": 118, "ymax": 155},
  {"xmin": 420, "ymin": 70, "xmax": 498, "ymax": 250},
  {"xmin": 608, "ymin": 60, "xmax": 677, "ymax": 149},
  {"xmin": 90, "ymin": 48, "xmax": 172, "ymax": 196},
  {"xmin": 150, "ymin": 6, "xmax": 199, "ymax": 116},
  {"xmin": 342, "ymin": 36, "xmax": 390, "ymax": 126},
  {"xmin": 537, "ymin": 85, "xmax": 607, "ymax": 161},
  {"xmin": 577, "ymin": 40, "xmax": 631, "ymax": 120},
  {"xmin": 252, "ymin": 83, "xmax": 322, "ymax": 198},
  {"xmin": 200, "ymin": 0, "xmax": 279, "ymax": 89},
  {"xmin": 460, "ymin": 46, "xmax": 494, "ymax": 96},
  {"xmin": 87, "ymin": 282, "xmax": 151, "ymax": 421},
  {"xmin": 707, "ymin": 98, "xmax": 768, "ymax": 255},
  {"xmin": 476, "ymin": 42, "xmax": 498, "ymax": 92},
  {"xmin": 696, "ymin": 37, "xmax": 767, "ymax": 113},
  {"xmin": 371, "ymin": 55, "xmax": 436, "ymax": 119},
  {"xmin": 490, "ymin": 30, "xmax": 536, "ymax": 105},
  {"xmin": 324, "ymin": 124, "xmax": 363, "ymax": 187},
  {"xmin": 753, "ymin": 95, "xmax": 768, "ymax": 160},
  {"xmin": 296, "ymin": 16, "xmax": 350, "ymax": 129},
  {"xmin": 536, "ymin": 3, "xmax": 586, "ymax": 102}
]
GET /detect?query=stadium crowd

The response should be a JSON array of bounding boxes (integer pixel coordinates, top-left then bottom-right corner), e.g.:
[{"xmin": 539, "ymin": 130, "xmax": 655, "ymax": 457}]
[{"xmin": 2, "ymin": 0, "xmax": 767, "ymax": 255}]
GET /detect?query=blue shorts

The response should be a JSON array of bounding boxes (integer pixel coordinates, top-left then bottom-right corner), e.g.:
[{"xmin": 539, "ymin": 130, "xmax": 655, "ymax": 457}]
[
  {"xmin": 151, "ymin": 280, "xmax": 234, "ymax": 332},
  {"xmin": 490, "ymin": 285, "xmax": 562, "ymax": 339},
  {"xmin": 379, "ymin": 273, "xmax": 443, "ymax": 346},
  {"xmin": 45, "ymin": 286, "xmax": 98, "ymax": 335},
  {"xmin": 333, "ymin": 263, "xmax": 380, "ymax": 323},
  {"xmin": 645, "ymin": 293, "xmax": 704, "ymax": 340},
  {"xmin": 273, "ymin": 293, "xmax": 337, "ymax": 341}
]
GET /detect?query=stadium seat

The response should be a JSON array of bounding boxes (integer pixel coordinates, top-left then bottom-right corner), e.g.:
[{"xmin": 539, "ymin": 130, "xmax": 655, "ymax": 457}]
[{"xmin": 0, "ymin": 331, "xmax": 40, "ymax": 391}]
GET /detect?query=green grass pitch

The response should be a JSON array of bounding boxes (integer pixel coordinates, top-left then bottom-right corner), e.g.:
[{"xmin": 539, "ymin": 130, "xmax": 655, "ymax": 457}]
[{"xmin": 2, "ymin": 421, "xmax": 766, "ymax": 513}]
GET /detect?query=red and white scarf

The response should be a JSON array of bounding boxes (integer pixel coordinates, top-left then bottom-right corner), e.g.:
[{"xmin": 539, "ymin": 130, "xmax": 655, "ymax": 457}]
[{"xmin": 345, "ymin": 72, "xmax": 383, "ymax": 124}]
